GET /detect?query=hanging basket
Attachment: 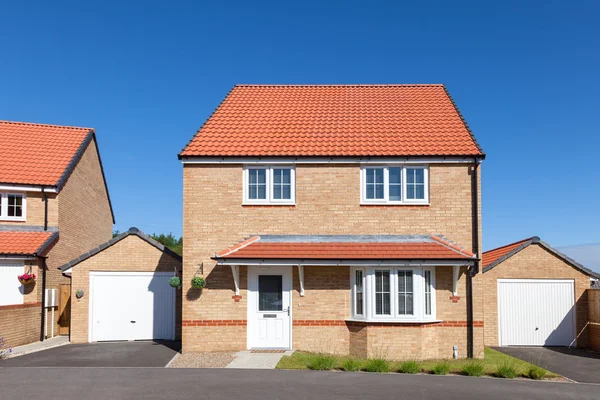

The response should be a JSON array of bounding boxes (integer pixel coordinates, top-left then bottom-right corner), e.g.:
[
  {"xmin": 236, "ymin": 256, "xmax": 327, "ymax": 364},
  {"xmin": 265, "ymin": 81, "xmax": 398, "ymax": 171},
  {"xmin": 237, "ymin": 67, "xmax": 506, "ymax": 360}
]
[
  {"xmin": 168, "ymin": 276, "xmax": 182, "ymax": 288},
  {"xmin": 18, "ymin": 273, "xmax": 36, "ymax": 285},
  {"xmin": 191, "ymin": 276, "xmax": 206, "ymax": 289}
]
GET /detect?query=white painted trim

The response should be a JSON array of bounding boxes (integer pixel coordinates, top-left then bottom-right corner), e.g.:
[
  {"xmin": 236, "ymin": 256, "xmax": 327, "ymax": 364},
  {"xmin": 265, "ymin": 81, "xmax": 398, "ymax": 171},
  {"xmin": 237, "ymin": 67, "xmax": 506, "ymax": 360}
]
[
  {"xmin": 217, "ymin": 259, "xmax": 473, "ymax": 267},
  {"xmin": 242, "ymin": 165, "xmax": 296, "ymax": 205},
  {"xmin": 0, "ymin": 192, "xmax": 27, "ymax": 222},
  {"xmin": 360, "ymin": 165, "xmax": 429, "ymax": 205},
  {"xmin": 350, "ymin": 267, "xmax": 365, "ymax": 319},
  {"xmin": 0, "ymin": 256, "xmax": 37, "ymax": 261},
  {"xmin": 345, "ymin": 318, "xmax": 443, "ymax": 324},
  {"xmin": 452, "ymin": 265, "xmax": 460, "ymax": 296},
  {"xmin": 297, "ymin": 265, "xmax": 304, "ymax": 297},
  {"xmin": 231, "ymin": 265, "xmax": 240, "ymax": 296},
  {"xmin": 497, "ymin": 279, "xmax": 575, "ymax": 283},
  {"xmin": 0, "ymin": 184, "xmax": 57, "ymax": 193},
  {"xmin": 182, "ymin": 156, "xmax": 476, "ymax": 165}
]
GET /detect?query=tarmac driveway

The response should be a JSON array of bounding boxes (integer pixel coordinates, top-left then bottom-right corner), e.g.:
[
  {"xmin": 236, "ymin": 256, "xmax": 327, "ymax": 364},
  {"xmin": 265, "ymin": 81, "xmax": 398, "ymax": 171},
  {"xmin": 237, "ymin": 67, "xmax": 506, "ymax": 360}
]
[
  {"xmin": 0, "ymin": 341, "xmax": 180, "ymax": 367},
  {"xmin": 493, "ymin": 347, "xmax": 600, "ymax": 384}
]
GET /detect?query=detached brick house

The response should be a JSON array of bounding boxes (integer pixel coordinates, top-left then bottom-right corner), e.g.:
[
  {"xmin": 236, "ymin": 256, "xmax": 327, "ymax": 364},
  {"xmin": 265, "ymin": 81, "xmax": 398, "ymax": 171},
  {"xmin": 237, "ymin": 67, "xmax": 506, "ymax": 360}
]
[
  {"xmin": 0, "ymin": 121, "xmax": 114, "ymax": 347},
  {"xmin": 180, "ymin": 85, "xmax": 485, "ymax": 360}
]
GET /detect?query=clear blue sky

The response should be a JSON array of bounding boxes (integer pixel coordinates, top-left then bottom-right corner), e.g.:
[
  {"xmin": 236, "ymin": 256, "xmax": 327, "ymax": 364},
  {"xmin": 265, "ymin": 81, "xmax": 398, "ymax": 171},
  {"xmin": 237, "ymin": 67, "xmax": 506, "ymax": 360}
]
[{"xmin": 1, "ymin": 1, "xmax": 598, "ymax": 251}]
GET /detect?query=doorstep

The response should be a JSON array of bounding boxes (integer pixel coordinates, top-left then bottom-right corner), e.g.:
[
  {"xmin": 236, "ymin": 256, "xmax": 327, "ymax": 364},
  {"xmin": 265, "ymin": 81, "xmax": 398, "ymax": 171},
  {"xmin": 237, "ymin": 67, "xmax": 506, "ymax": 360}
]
[
  {"xmin": 4, "ymin": 336, "xmax": 70, "ymax": 359},
  {"xmin": 225, "ymin": 350, "xmax": 294, "ymax": 369}
]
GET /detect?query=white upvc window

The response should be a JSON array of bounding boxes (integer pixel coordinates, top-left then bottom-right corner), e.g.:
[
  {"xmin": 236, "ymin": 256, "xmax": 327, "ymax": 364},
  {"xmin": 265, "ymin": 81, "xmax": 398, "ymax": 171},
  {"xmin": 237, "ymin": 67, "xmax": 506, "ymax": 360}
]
[
  {"xmin": 0, "ymin": 192, "xmax": 26, "ymax": 221},
  {"xmin": 243, "ymin": 166, "xmax": 295, "ymax": 205},
  {"xmin": 360, "ymin": 165, "xmax": 429, "ymax": 205},
  {"xmin": 350, "ymin": 266, "xmax": 436, "ymax": 322}
]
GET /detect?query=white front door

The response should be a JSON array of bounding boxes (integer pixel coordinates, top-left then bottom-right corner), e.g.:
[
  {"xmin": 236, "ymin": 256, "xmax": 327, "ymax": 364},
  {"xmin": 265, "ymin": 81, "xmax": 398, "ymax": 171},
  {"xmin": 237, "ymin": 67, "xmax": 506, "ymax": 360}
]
[
  {"xmin": 247, "ymin": 266, "xmax": 292, "ymax": 349},
  {"xmin": 497, "ymin": 279, "xmax": 576, "ymax": 346},
  {"xmin": 90, "ymin": 272, "xmax": 176, "ymax": 342}
]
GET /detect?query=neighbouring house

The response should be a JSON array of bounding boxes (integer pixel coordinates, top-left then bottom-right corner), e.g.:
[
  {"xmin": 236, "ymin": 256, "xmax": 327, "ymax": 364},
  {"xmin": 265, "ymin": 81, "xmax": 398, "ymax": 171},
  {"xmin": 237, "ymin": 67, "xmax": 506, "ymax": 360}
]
[
  {"xmin": 482, "ymin": 237, "xmax": 600, "ymax": 348},
  {"xmin": 0, "ymin": 121, "xmax": 114, "ymax": 347},
  {"xmin": 59, "ymin": 227, "xmax": 182, "ymax": 343},
  {"xmin": 179, "ymin": 84, "xmax": 485, "ymax": 360}
]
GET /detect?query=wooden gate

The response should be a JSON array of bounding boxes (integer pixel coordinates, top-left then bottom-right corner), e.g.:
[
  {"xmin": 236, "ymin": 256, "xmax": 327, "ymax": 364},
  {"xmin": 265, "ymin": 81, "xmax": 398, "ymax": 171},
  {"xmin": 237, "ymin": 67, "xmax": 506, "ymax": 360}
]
[{"xmin": 58, "ymin": 283, "xmax": 71, "ymax": 335}]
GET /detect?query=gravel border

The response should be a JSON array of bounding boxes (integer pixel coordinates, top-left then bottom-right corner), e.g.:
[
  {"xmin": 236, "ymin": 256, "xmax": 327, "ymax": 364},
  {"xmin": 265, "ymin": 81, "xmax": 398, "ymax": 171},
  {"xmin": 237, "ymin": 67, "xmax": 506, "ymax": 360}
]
[{"xmin": 168, "ymin": 352, "xmax": 236, "ymax": 368}]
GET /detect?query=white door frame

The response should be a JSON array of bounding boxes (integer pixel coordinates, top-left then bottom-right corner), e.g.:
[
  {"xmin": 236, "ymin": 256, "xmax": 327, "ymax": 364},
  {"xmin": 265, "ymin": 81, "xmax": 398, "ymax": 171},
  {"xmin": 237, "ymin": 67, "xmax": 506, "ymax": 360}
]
[
  {"xmin": 247, "ymin": 266, "xmax": 293, "ymax": 350},
  {"xmin": 88, "ymin": 271, "xmax": 176, "ymax": 342},
  {"xmin": 497, "ymin": 278, "xmax": 576, "ymax": 347}
]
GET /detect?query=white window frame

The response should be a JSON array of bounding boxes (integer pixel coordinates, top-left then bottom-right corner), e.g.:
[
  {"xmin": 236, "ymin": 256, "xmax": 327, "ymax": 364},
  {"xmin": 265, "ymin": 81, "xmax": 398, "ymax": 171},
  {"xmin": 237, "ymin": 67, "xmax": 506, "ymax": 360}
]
[
  {"xmin": 360, "ymin": 165, "xmax": 429, "ymax": 205},
  {"xmin": 351, "ymin": 268, "xmax": 365, "ymax": 319},
  {"xmin": 0, "ymin": 192, "xmax": 27, "ymax": 221},
  {"xmin": 243, "ymin": 166, "xmax": 296, "ymax": 205},
  {"xmin": 351, "ymin": 266, "xmax": 436, "ymax": 322}
]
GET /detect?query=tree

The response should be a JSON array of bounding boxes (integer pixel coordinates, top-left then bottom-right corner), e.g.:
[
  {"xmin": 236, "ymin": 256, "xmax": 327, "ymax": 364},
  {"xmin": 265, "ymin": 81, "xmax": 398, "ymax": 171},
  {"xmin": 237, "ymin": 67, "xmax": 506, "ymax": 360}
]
[{"xmin": 150, "ymin": 233, "xmax": 183, "ymax": 256}]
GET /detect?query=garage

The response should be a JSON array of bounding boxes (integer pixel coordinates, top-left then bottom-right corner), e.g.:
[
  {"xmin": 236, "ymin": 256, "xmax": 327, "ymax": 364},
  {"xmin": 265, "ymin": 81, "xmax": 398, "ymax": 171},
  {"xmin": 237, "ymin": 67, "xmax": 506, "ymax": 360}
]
[
  {"xmin": 483, "ymin": 236, "xmax": 598, "ymax": 348},
  {"xmin": 90, "ymin": 272, "xmax": 176, "ymax": 341},
  {"xmin": 497, "ymin": 279, "xmax": 575, "ymax": 346},
  {"xmin": 60, "ymin": 227, "xmax": 182, "ymax": 344}
]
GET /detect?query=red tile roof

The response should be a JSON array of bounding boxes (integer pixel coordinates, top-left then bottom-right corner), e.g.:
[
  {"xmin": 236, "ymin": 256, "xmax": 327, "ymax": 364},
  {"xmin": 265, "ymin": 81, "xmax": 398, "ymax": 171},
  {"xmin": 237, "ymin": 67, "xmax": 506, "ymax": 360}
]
[
  {"xmin": 0, "ymin": 231, "xmax": 58, "ymax": 256},
  {"xmin": 180, "ymin": 85, "xmax": 483, "ymax": 157},
  {"xmin": 482, "ymin": 238, "xmax": 533, "ymax": 268},
  {"xmin": 0, "ymin": 121, "xmax": 92, "ymax": 186},
  {"xmin": 215, "ymin": 235, "xmax": 474, "ymax": 260}
]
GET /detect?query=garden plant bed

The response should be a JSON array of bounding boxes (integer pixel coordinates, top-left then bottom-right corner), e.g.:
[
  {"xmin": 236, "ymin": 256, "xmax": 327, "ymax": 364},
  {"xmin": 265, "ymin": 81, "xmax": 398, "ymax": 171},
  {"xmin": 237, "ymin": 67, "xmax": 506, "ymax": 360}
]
[
  {"xmin": 277, "ymin": 348, "xmax": 565, "ymax": 381},
  {"xmin": 168, "ymin": 352, "xmax": 236, "ymax": 368}
]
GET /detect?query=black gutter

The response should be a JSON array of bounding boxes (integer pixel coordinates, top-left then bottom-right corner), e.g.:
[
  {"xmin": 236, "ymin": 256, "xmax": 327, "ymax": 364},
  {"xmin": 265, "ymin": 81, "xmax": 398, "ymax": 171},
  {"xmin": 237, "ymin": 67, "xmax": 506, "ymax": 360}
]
[
  {"xmin": 467, "ymin": 157, "xmax": 482, "ymax": 358},
  {"xmin": 40, "ymin": 187, "xmax": 48, "ymax": 342}
]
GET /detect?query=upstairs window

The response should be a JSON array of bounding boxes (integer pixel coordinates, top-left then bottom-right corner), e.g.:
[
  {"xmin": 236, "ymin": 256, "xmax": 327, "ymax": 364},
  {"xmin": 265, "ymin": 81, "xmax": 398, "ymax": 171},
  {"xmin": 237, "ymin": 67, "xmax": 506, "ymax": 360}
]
[
  {"xmin": 361, "ymin": 166, "xmax": 428, "ymax": 204},
  {"xmin": 244, "ymin": 166, "xmax": 295, "ymax": 205},
  {"xmin": 0, "ymin": 193, "xmax": 26, "ymax": 221}
]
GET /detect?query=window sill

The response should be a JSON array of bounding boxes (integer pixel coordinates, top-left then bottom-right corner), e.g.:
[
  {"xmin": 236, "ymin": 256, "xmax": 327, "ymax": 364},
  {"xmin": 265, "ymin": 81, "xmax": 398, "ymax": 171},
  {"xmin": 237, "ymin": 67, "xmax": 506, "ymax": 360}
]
[
  {"xmin": 242, "ymin": 203, "xmax": 296, "ymax": 207},
  {"xmin": 0, "ymin": 218, "xmax": 26, "ymax": 222},
  {"xmin": 360, "ymin": 203, "xmax": 429, "ymax": 207},
  {"xmin": 345, "ymin": 318, "xmax": 441, "ymax": 325}
]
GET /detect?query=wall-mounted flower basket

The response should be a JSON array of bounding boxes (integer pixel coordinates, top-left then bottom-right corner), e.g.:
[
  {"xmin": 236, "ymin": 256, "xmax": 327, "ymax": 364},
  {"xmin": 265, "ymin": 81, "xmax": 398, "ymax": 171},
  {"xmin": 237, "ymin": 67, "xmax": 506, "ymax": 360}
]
[
  {"xmin": 191, "ymin": 276, "xmax": 206, "ymax": 289},
  {"xmin": 75, "ymin": 289, "xmax": 84, "ymax": 299},
  {"xmin": 169, "ymin": 276, "xmax": 182, "ymax": 288},
  {"xmin": 17, "ymin": 273, "xmax": 36, "ymax": 285}
]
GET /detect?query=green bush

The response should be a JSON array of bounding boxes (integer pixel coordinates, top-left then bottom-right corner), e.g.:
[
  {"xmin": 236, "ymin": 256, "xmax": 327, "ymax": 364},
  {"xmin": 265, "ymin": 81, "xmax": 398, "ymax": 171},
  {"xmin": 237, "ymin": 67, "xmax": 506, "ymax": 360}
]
[
  {"xmin": 168, "ymin": 276, "xmax": 181, "ymax": 288},
  {"xmin": 495, "ymin": 362, "xmax": 518, "ymax": 379},
  {"xmin": 364, "ymin": 358, "xmax": 390, "ymax": 373},
  {"xmin": 191, "ymin": 276, "xmax": 206, "ymax": 289},
  {"xmin": 527, "ymin": 366, "xmax": 547, "ymax": 380},
  {"xmin": 461, "ymin": 361, "xmax": 485, "ymax": 377},
  {"xmin": 307, "ymin": 354, "xmax": 336, "ymax": 371},
  {"xmin": 398, "ymin": 360, "xmax": 420, "ymax": 374},
  {"xmin": 431, "ymin": 362, "xmax": 451, "ymax": 375},
  {"xmin": 342, "ymin": 358, "xmax": 362, "ymax": 372}
]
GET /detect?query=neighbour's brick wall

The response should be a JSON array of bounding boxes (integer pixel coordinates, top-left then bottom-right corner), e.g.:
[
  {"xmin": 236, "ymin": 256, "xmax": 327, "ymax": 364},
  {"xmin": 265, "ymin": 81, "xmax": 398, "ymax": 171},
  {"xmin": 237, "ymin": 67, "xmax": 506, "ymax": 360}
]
[
  {"xmin": 69, "ymin": 235, "xmax": 182, "ymax": 343},
  {"xmin": 0, "ymin": 259, "xmax": 43, "ymax": 347},
  {"xmin": 482, "ymin": 244, "xmax": 591, "ymax": 347},
  {"xmin": 45, "ymin": 138, "xmax": 113, "ymax": 338},
  {"xmin": 588, "ymin": 289, "xmax": 600, "ymax": 352},
  {"xmin": 183, "ymin": 163, "xmax": 483, "ymax": 358}
]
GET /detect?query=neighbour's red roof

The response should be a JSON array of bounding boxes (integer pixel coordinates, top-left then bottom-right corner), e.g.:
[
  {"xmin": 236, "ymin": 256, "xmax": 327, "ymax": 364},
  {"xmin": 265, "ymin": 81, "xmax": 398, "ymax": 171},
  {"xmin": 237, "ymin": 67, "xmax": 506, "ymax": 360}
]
[
  {"xmin": 0, "ymin": 231, "xmax": 58, "ymax": 256},
  {"xmin": 215, "ymin": 235, "xmax": 474, "ymax": 260},
  {"xmin": 482, "ymin": 238, "xmax": 533, "ymax": 267},
  {"xmin": 180, "ymin": 85, "xmax": 483, "ymax": 157},
  {"xmin": 0, "ymin": 121, "xmax": 92, "ymax": 186}
]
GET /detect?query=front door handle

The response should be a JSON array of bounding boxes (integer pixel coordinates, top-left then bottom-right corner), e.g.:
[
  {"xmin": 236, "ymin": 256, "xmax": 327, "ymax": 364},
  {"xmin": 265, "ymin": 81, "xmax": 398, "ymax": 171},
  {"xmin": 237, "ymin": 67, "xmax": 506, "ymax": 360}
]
[
  {"xmin": 284, "ymin": 307, "xmax": 290, "ymax": 316},
  {"xmin": 131, "ymin": 321, "xmax": 136, "ymax": 323}
]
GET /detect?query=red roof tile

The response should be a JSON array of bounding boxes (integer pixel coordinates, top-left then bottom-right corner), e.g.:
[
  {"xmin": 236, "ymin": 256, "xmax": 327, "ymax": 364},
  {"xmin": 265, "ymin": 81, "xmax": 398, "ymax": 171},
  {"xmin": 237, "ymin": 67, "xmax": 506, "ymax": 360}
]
[
  {"xmin": 0, "ymin": 231, "xmax": 57, "ymax": 255},
  {"xmin": 482, "ymin": 238, "xmax": 533, "ymax": 267},
  {"xmin": 180, "ymin": 85, "xmax": 483, "ymax": 157},
  {"xmin": 0, "ymin": 121, "xmax": 92, "ymax": 186},
  {"xmin": 215, "ymin": 236, "xmax": 474, "ymax": 260}
]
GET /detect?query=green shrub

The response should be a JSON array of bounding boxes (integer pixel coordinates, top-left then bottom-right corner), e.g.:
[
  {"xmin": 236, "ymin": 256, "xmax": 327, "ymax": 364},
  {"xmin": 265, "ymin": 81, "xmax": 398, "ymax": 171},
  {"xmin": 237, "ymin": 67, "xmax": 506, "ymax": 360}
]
[
  {"xmin": 191, "ymin": 276, "xmax": 206, "ymax": 289},
  {"xmin": 431, "ymin": 362, "xmax": 451, "ymax": 375},
  {"xmin": 307, "ymin": 354, "xmax": 336, "ymax": 371},
  {"xmin": 364, "ymin": 358, "xmax": 390, "ymax": 373},
  {"xmin": 527, "ymin": 366, "xmax": 547, "ymax": 380},
  {"xmin": 495, "ymin": 362, "xmax": 518, "ymax": 379},
  {"xmin": 168, "ymin": 276, "xmax": 181, "ymax": 288},
  {"xmin": 398, "ymin": 360, "xmax": 420, "ymax": 374},
  {"xmin": 342, "ymin": 358, "xmax": 362, "ymax": 372},
  {"xmin": 461, "ymin": 361, "xmax": 485, "ymax": 377}
]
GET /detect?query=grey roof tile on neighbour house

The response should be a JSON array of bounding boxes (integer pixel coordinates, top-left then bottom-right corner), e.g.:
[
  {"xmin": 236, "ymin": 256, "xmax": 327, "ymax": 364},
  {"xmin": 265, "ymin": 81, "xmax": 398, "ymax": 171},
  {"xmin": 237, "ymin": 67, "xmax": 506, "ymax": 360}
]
[
  {"xmin": 482, "ymin": 236, "xmax": 600, "ymax": 279},
  {"xmin": 58, "ymin": 227, "xmax": 182, "ymax": 272}
]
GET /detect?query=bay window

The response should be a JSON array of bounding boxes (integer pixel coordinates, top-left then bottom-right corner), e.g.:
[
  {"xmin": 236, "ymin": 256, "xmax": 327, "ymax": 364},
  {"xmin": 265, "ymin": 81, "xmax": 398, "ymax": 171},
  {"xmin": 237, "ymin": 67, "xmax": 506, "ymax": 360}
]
[
  {"xmin": 361, "ymin": 165, "xmax": 428, "ymax": 204},
  {"xmin": 351, "ymin": 266, "xmax": 436, "ymax": 321},
  {"xmin": 243, "ymin": 166, "xmax": 295, "ymax": 205}
]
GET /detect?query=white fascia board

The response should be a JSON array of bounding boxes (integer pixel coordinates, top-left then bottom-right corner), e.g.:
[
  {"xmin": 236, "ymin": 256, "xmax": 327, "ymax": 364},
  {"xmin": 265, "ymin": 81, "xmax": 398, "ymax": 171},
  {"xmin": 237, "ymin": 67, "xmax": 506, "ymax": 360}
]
[
  {"xmin": 0, "ymin": 184, "xmax": 57, "ymax": 193},
  {"xmin": 216, "ymin": 259, "xmax": 474, "ymax": 267},
  {"xmin": 181, "ymin": 156, "xmax": 476, "ymax": 165}
]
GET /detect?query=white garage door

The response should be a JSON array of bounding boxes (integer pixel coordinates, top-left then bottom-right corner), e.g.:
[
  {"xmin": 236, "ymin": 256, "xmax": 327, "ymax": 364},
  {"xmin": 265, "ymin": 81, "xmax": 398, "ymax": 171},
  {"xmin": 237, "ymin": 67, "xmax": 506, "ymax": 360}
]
[
  {"xmin": 90, "ymin": 272, "xmax": 176, "ymax": 342},
  {"xmin": 498, "ymin": 279, "xmax": 576, "ymax": 346}
]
